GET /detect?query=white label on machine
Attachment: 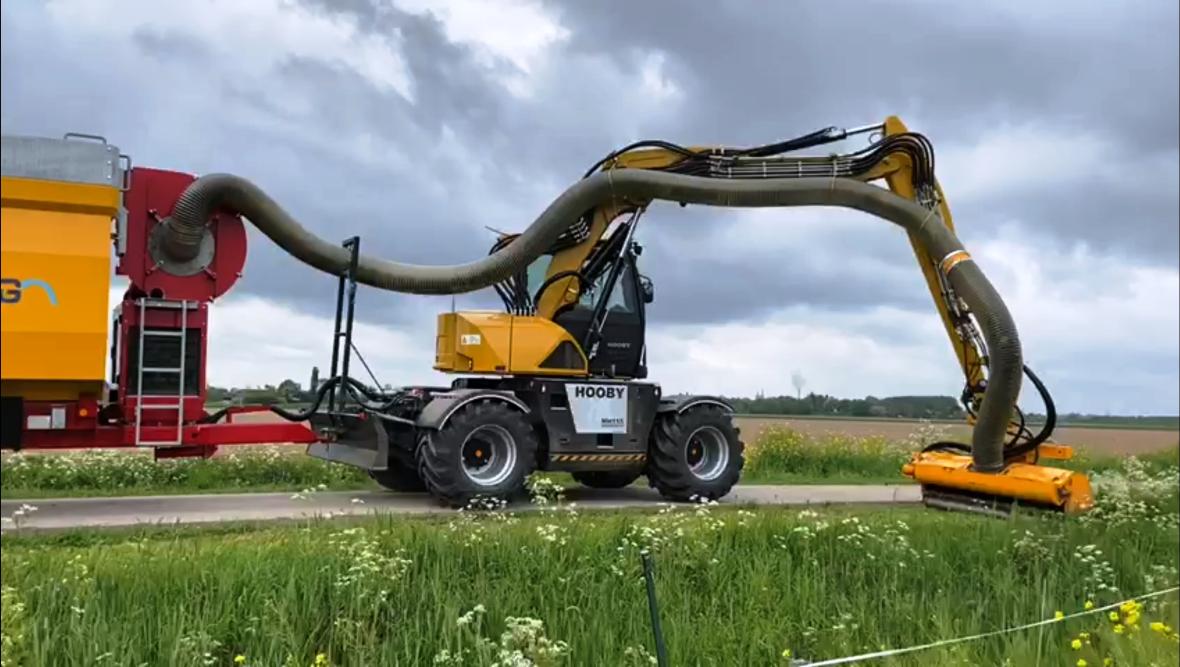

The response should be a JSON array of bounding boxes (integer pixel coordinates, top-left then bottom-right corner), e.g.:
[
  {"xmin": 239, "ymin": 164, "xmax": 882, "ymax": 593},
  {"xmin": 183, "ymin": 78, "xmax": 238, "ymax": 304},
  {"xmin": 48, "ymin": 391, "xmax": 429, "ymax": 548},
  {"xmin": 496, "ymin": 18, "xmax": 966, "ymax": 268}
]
[
  {"xmin": 460, "ymin": 334, "xmax": 482, "ymax": 346},
  {"xmin": 567, "ymin": 383, "xmax": 628, "ymax": 434},
  {"xmin": 26, "ymin": 415, "xmax": 51, "ymax": 430}
]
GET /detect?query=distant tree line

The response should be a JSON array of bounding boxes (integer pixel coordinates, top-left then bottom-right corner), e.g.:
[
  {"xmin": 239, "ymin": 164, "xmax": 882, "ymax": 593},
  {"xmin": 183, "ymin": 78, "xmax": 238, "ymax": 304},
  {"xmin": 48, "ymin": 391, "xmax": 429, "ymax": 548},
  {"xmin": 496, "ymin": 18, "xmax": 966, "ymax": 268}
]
[
  {"xmin": 206, "ymin": 366, "xmax": 391, "ymax": 406},
  {"xmin": 205, "ymin": 369, "xmax": 1176, "ymax": 427},
  {"xmin": 725, "ymin": 393, "xmax": 966, "ymax": 419},
  {"xmin": 206, "ymin": 379, "xmax": 310, "ymax": 406}
]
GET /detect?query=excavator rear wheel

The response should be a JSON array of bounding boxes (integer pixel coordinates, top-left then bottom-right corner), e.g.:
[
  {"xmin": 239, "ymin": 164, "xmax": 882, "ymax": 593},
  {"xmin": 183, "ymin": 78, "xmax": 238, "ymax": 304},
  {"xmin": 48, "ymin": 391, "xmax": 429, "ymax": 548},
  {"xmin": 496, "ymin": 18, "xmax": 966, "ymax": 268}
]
[
  {"xmin": 571, "ymin": 469, "xmax": 643, "ymax": 489},
  {"xmin": 417, "ymin": 400, "xmax": 539, "ymax": 508},
  {"xmin": 647, "ymin": 405, "xmax": 744, "ymax": 502}
]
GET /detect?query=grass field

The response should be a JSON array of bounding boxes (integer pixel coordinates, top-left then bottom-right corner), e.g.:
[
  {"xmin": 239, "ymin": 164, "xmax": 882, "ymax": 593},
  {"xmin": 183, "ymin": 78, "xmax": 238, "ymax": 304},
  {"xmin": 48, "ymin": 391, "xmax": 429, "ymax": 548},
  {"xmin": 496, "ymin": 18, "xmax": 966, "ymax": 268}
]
[
  {"xmin": 737, "ymin": 417, "xmax": 1180, "ymax": 457},
  {"xmin": 4, "ymin": 423, "xmax": 1178, "ymax": 499},
  {"xmin": 2, "ymin": 461, "xmax": 1178, "ymax": 666},
  {"xmin": 732, "ymin": 413, "xmax": 1180, "ymax": 430}
]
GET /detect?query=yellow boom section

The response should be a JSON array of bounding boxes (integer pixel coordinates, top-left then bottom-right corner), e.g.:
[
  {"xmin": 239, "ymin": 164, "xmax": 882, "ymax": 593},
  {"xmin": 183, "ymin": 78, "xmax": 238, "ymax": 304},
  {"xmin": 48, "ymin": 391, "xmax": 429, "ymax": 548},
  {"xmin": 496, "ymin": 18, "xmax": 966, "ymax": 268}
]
[
  {"xmin": 536, "ymin": 116, "xmax": 985, "ymax": 392},
  {"xmin": 1, "ymin": 175, "xmax": 119, "ymax": 401}
]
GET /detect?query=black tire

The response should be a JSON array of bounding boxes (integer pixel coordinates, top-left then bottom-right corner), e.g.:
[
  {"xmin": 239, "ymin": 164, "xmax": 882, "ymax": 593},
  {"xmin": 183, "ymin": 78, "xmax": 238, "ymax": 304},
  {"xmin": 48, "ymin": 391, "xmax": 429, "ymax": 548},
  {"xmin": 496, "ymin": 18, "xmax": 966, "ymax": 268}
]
[
  {"xmin": 571, "ymin": 469, "xmax": 643, "ymax": 489},
  {"xmin": 417, "ymin": 400, "xmax": 539, "ymax": 508},
  {"xmin": 367, "ymin": 460, "xmax": 426, "ymax": 493},
  {"xmin": 647, "ymin": 405, "xmax": 744, "ymax": 501}
]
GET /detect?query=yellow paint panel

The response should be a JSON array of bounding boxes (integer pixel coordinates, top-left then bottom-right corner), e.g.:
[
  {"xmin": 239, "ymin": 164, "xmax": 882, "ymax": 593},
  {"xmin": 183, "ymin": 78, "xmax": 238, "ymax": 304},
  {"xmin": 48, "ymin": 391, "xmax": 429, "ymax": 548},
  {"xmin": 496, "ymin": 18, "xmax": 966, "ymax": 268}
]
[
  {"xmin": 434, "ymin": 311, "xmax": 588, "ymax": 376},
  {"xmin": 507, "ymin": 316, "xmax": 588, "ymax": 376},
  {"xmin": 1, "ymin": 176, "xmax": 122, "ymax": 217},
  {"xmin": 434, "ymin": 312, "xmax": 511, "ymax": 373},
  {"xmin": 1, "ymin": 178, "xmax": 113, "ymax": 386}
]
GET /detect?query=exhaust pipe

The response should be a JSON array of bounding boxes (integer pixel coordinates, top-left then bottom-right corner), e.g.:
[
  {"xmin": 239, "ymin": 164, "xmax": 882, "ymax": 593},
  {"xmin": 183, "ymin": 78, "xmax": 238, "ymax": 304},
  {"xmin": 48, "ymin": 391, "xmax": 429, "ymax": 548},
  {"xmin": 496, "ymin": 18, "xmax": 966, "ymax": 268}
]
[{"xmin": 159, "ymin": 170, "xmax": 1018, "ymax": 471}]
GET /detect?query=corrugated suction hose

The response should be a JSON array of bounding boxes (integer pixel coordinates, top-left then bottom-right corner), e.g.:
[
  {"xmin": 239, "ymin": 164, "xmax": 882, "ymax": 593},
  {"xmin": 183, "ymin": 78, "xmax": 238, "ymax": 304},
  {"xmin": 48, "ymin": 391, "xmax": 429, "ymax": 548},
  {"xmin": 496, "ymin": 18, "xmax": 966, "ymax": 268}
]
[{"xmin": 161, "ymin": 170, "xmax": 1019, "ymax": 471}]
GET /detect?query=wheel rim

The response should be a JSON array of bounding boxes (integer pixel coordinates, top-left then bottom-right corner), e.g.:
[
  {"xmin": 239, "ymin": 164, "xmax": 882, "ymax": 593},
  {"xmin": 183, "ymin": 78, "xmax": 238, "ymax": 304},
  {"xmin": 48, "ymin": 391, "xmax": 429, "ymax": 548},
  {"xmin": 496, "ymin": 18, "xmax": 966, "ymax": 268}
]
[
  {"xmin": 460, "ymin": 424, "xmax": 517, "ymax": 487},
  {"xmin": 685, "ymin": 425, "xmax": 729, "ymax": 481}
]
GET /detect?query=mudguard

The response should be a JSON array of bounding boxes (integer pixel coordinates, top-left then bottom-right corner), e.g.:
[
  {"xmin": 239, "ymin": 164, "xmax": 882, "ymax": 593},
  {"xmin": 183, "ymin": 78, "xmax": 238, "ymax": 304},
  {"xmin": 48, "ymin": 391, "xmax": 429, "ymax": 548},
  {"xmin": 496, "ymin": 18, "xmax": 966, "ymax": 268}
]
[
  {"xmin": 657, "ymin": 395, "xmax": 734, "ymax": 415},
  {"xmin": 416, "ymin": 388, "xmax": 531, "ymax": 431}
]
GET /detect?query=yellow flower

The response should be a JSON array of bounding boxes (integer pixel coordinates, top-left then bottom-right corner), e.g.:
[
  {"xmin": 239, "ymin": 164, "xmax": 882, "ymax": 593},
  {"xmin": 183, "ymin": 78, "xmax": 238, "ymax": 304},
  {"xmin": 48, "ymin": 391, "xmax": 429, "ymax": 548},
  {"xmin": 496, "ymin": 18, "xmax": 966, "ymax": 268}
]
[
  {"xmin": 781, "ymin": 648, "xmax": 792, "ymax": 659},
  {"xmin": 1084, "ymin": 601, "xmax": 1095, "ymax": 610},
  {"xmin": 313, "ymin": 654, "xmax": 329, "ymax": 667},
  {"xmin": 1124, "ymin": 611, "xmax": 1140, "ymax": 627},
  {"xmin": 1055, "ymin": 611, "xmax": 1066, "ymax": 620},
  {"xmin": 234, "ymin": 657, "xmax": 247, "ymax": 666},
  {"xmin": 1071, "ymin": 639, "xmax": 1083, "ymax": 650},
  {"xmin": 1077, "ymin": 659, "xmax": 1088, "ymax": 667},
  {"xmin": 1113, "ymin": 624, "xmax": 1125, "ymax": 635},
  {"xmin": 1108, "ymin": 611, "xmax": 1120, "ymax": 622},
  {"xmin": 1150, "ymin": 621, "xmax": 1166, "ymax": 633},
  {"xmin": 1103, "ymin": 659, "xmax": 1113, "ymax": 666}
]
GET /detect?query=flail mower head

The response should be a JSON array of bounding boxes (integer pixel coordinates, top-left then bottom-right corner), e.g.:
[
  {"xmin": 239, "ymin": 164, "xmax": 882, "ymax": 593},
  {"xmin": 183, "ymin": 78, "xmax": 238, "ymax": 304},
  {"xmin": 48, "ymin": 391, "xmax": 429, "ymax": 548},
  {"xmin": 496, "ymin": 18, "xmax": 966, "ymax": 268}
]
[{"xmin": 903, "ymin": 445, "xmax": 1094, "ymax": 518}]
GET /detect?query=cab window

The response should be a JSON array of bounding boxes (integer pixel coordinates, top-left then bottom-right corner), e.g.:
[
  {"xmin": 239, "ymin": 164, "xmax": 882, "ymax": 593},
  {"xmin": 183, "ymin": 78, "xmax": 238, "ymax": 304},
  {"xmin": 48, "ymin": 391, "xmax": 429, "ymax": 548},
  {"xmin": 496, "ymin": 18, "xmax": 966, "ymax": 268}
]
[{"xmin": 578, "ymin": 263, "xmax": 636, "ymax": 314}]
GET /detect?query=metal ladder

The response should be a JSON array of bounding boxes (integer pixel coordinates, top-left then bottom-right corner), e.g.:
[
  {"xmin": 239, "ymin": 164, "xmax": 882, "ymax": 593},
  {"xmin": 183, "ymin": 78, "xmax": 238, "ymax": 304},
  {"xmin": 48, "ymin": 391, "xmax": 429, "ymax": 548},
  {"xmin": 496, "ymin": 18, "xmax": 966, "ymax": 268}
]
[{"xmin": 134, "ymin": 298, "xmax": 190, "ymax": 447}]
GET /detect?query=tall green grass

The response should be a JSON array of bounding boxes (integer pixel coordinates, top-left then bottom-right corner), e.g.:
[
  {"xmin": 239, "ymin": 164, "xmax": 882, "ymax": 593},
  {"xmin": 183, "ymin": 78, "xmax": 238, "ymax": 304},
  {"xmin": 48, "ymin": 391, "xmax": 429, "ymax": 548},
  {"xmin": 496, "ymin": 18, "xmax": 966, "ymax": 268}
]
[
  {"xmin": 743, "ymin": 426, "xmax": 914, "ymax": 483},
  {"xmin": 2, "ymin": 472, "xmax": 1178, "ymax": 666},
  {"xmin": 0, "ymin": 448, "xmax": 371, "ymax": 498},
  {"xmin": 3, "ymin": 426, "xmax": 1177, "ymax": 499},
  {"xmin": 744, "ymin": 424, "xmax": 1180, "ymax": 483}
]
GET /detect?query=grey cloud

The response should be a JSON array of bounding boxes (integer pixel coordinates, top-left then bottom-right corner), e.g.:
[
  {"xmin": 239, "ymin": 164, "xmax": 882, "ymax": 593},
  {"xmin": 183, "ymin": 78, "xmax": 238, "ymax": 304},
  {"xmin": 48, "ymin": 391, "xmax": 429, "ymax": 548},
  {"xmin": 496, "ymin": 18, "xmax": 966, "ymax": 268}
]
[
  {"xmin": 1, "ymin": 0, "xmax": 1176, "ymax": 331},
  {"xmin": 132, "ymin": 25, "xmax": 209, "ymax": 61},
  {"xmin": 540, "ymin": 0, "xmax": 1179, "ymax": 262}
]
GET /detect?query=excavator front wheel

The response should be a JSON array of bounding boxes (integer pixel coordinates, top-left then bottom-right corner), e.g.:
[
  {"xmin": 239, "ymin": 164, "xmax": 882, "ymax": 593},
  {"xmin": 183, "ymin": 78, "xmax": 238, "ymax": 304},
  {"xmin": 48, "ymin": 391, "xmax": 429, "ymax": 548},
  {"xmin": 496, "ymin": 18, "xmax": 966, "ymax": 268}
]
[
  {"xmin": 417, "ymin": 400, "xmax": 539, "ymax": 508},
  {"xmin": 647, "ymin": 405, "xmax": 744, "ymax": 501}
]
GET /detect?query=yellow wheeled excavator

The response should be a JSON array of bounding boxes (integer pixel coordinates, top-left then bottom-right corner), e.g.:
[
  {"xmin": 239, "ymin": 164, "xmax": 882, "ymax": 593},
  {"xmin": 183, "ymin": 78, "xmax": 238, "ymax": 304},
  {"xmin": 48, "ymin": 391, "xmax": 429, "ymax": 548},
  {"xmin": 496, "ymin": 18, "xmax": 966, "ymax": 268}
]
[
  {"xmin": 1, "ymin": 116, "xmax": 1094, "ymax": 514},
  {"xmin": 426, "ymin": 115, "xmax": 1094, "ymax": 516}
]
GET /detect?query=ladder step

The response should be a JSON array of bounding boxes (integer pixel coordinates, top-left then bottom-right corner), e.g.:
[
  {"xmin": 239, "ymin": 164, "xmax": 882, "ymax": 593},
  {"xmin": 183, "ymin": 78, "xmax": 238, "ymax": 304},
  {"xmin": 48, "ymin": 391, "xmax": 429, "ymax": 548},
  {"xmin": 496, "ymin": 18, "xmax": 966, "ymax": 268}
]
[
  {"xmin": 135, "ymin": 297, "xmax": 189, "ymax": 448},
  {"xmin": 141, "ymin": 299, "xmax": 195, "ymax": 310}
]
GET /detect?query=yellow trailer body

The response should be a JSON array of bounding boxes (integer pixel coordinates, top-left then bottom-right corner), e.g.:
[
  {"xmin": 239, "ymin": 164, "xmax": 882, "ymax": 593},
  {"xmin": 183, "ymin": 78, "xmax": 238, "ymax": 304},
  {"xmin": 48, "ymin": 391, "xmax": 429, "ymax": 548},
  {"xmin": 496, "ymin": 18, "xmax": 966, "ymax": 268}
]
[{"xmin": 1, "ymin": 137, "xmax": 123, "ymax": 401}]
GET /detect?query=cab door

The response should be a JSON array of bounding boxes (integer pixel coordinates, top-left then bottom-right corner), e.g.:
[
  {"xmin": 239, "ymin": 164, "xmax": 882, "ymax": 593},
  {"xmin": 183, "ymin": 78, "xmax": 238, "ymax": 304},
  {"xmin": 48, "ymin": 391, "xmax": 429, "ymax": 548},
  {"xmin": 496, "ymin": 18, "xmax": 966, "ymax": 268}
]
[{"xmin": 554, "ymin": 259, "xmax": 648, "ymax": 378}]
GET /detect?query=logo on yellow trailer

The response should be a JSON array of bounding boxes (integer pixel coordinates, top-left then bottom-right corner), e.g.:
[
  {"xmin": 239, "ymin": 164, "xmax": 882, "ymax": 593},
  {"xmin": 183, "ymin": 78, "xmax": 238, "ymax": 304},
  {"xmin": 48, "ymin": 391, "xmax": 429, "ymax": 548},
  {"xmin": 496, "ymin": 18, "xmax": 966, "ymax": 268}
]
[{"xmin": 0, "ymin": 278, "xmax": 59, "ymax": 306}]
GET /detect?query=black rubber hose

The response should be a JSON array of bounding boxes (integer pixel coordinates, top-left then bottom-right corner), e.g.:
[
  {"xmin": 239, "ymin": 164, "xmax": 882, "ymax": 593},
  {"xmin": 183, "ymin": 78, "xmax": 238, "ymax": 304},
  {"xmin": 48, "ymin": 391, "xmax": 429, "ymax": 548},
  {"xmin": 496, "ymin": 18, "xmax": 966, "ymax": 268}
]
[
  {"xmin": 269, "ymin": 375, "xmax": 399, "ymax": 421},
  {"xmin": 162, "ymin": 170, "xmax": 1021, "ymax": 472},
  {"xmin": 270, "ymin": 376, "xmax": 342, "ymax": 421},
  {"xmin": 1001, "ymin": 365, "xmax": 1057, "ymax": 459},
  {"xmin": 198, "ymin": 406, "xmax": 231, "ymax": 424}
]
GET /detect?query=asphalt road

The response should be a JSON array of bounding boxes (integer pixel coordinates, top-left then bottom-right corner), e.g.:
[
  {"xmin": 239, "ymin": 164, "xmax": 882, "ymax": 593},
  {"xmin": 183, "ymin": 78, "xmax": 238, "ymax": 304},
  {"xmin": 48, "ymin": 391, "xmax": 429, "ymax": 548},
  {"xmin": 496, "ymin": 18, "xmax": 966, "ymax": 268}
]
[{"xmin": 0, "ymin": 485, "xmax": 921, "ymax": 531}]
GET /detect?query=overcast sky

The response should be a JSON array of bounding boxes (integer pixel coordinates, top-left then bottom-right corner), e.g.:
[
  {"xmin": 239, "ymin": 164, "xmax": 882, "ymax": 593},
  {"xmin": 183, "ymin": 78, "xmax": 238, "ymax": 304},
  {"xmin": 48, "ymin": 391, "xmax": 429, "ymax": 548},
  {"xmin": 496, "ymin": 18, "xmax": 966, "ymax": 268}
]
[{"xmin": 3, "ymin": 0, "xmax": 1177, "ymax": 414}]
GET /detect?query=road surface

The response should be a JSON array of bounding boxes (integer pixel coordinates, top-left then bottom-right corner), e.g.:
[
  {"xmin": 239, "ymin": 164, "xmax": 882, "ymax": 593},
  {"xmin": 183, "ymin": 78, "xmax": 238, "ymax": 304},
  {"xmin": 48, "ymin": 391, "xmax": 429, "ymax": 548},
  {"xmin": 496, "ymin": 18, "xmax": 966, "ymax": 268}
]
[{"xmin": 1, "ymin": 485, "xmax": 921, "ymax": 531}]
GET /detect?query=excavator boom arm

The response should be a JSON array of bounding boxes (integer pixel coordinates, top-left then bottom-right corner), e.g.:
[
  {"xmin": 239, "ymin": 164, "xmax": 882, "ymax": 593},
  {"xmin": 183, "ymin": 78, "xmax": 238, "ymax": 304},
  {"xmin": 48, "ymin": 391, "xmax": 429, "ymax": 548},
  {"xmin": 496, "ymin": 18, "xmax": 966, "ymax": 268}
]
[{"xmin": 537, "ymin": 116, "xmax": 988, "ymax": 401}]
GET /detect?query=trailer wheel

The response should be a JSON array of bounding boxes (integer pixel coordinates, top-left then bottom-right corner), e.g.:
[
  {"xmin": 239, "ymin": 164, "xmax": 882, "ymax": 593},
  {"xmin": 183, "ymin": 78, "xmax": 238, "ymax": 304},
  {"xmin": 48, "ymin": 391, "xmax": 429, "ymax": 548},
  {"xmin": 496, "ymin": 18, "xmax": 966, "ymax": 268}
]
[
  {"xmin": 571, "ymin": 470, "xmax": 642, "ymax": 489},
  {"xmin": 647, "ymin": 404, "xmax": 744, "ymax": 501},
  {"xmin": 417, "ymin": 400, "xmax": 538, "ymax": 508},
  {"xmin": 367, "ymin": 461, "xmax": 426, "ymax": 493}
]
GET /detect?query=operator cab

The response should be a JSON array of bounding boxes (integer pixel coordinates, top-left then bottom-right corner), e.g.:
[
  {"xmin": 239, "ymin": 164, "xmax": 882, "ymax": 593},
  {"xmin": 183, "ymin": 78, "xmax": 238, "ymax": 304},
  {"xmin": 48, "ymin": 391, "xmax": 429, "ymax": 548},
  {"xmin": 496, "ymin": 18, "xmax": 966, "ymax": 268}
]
[
  {"xmin": 547, "ymin": 250, "xmax": 652, "ymax": 379},
  {"xmin": 496, "ymin": 222, "xmax": 654, "ymax": 380}
]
